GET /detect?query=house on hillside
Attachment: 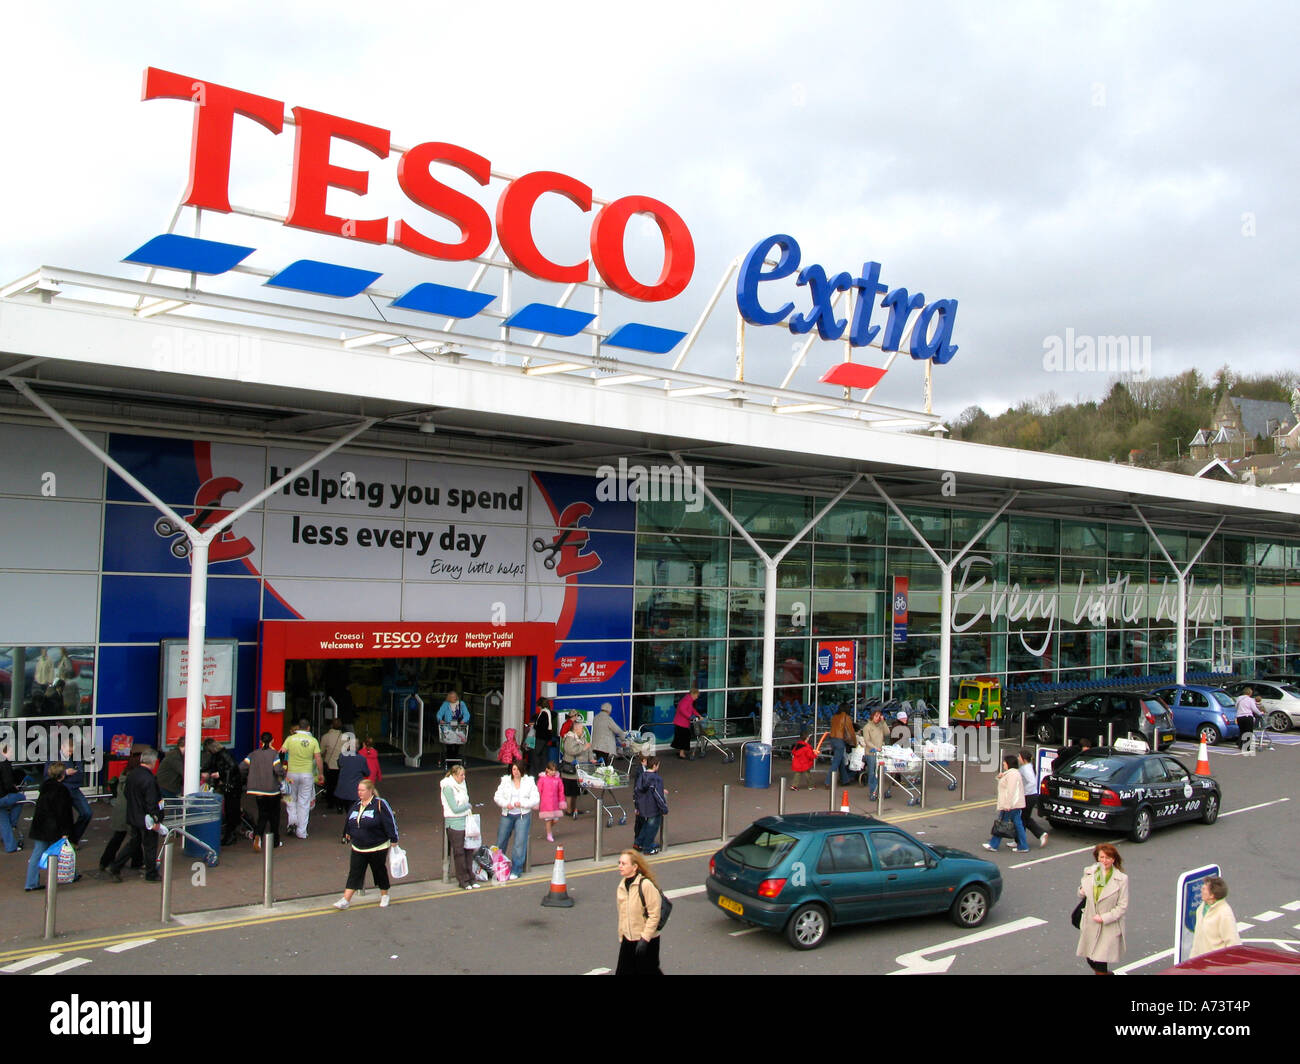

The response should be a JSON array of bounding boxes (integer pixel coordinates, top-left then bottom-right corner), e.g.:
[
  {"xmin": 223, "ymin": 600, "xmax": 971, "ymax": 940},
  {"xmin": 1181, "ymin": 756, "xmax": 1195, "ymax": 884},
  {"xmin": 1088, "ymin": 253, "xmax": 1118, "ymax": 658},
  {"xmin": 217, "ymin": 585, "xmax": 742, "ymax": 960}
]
[{"xmin": 1187, "ymin": 395, "xmax": 1295, "ymax": 461}]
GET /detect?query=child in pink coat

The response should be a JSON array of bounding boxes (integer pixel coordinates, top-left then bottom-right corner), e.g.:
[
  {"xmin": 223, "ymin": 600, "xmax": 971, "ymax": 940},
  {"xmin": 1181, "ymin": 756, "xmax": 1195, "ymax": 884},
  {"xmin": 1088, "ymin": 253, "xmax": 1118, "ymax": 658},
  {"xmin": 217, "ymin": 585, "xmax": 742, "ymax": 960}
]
[
  {"xmin": 537, "ymin": 761, "xmax": 566, "ymax": 842},
  {"xmin": 497, "ymin": 728, "xmax": 523, "ymax": 767}
]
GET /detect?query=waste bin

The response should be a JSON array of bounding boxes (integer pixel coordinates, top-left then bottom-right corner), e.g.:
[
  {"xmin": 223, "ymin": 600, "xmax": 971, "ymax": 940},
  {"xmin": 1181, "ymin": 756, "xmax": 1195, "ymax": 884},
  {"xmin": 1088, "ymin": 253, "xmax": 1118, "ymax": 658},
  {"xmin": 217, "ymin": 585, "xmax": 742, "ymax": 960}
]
[
  {"xmin": 743, "ymin": 743, "xmax": 772, "ymax": 789},
  {"xmin": 181, "ymin": 792, "xmax": 223, "ymax": 864}
]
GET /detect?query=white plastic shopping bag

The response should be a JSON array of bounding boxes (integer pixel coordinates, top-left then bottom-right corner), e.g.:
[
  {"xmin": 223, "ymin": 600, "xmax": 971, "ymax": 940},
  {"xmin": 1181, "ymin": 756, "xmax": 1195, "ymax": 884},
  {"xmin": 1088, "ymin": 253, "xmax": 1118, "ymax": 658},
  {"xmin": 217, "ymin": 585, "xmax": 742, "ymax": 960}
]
[
  {"xmin": 387, "ymin": 844, "xmax": 409, "ymax": 880},
  {"xmin": 463, "ymin": 813, "xmax": 481, "ymax": 850}
]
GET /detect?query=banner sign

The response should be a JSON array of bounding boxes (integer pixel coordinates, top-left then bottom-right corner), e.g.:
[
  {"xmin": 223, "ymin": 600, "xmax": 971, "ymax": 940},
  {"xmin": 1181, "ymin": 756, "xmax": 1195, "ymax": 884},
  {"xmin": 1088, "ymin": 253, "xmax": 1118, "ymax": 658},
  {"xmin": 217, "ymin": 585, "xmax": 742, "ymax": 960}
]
[
  {"xmin": 160, "ymin": 638, "xmax": 237, "ymax": 745},
  {"xmin": 893, "ymin": 576, "xmax": 909, "ymax": 643},
  {"xmin": 1175, "ymin": 863, "xmax": 1221, "ymax": 964},
  {"xmin": 816, "ymin": 640, "xmax": 855, "ymax": 684}
]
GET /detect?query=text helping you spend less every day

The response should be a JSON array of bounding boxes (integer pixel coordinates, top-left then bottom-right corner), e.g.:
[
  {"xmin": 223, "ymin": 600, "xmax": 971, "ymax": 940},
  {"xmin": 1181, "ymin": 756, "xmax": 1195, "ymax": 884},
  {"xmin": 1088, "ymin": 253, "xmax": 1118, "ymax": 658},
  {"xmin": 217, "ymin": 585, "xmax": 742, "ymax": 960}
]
[
  {"xmin": 289, "ymin": 516, "xmax": 489, "ymax": 558},
  {"xmin": 267, "ymin": 467, "xmax": 525, "ymax": 513}
]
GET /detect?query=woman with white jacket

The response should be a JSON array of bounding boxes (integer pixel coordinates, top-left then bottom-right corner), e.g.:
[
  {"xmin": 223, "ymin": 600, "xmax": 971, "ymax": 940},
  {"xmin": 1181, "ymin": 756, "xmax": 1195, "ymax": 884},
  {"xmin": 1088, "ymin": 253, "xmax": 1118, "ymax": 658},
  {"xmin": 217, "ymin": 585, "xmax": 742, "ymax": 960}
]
[
  {"xmin": 494, "ymin": 762, "xmax": 540, "ymax": 878},
  {"xmin": 982, "ymin": 754, "xmax": 1029, "ymax": 853},
  {"xmin": 1076, "ymin": 842, "xmax": 1129, "ymax": 973}
]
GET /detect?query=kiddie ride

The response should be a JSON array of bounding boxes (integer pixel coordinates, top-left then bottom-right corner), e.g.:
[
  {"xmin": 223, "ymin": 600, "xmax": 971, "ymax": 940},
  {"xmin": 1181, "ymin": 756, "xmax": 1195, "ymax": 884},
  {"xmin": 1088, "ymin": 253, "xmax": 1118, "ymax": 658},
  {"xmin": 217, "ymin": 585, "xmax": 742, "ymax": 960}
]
[{"xmin": 951, "ymin": 677, "xmax": 1003, "ymax": 726}]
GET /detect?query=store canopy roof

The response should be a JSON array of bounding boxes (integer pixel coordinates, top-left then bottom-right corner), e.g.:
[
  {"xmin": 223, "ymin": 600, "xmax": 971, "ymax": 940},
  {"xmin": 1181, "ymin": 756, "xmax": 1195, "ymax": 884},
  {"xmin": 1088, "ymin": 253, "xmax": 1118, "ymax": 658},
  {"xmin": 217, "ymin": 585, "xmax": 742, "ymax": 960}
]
[{"xmin": 3, "ymin": 265, "xmax": 1299, "ymax": 542}]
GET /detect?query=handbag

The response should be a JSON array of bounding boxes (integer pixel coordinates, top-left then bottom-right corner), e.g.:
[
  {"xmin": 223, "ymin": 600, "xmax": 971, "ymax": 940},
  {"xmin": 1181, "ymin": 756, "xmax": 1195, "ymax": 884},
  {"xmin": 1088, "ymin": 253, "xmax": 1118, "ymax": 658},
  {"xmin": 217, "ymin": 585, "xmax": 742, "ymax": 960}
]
[
  {"xmin": 56, "ymin": 839, "xmax": 77, "ymax": 884},
  {"xmin": 991, "ymin": 815, "xmax": 1017, "ymax": 840},
  {"xmin": 463, "ymin": 812, "xmax": 482, "ymax": 850},
  {"xmin": 638, "ymin": 879, "xmax": 672, "ymax": 930},
  {"xmin": 387, "ymin": 844, "xmax": 409, "ymax": 880},
  {"xmin": 1071, "ymin": 896, "xmax": 1086, "ymax": 929}
]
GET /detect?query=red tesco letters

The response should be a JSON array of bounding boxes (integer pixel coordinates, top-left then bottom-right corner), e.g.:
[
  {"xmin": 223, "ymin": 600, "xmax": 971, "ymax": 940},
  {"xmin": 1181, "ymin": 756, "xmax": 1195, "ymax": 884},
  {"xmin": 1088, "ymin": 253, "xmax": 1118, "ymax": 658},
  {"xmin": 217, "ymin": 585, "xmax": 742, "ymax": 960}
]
[{"xmin": 142, "ymin": 67, "xmax": 694, "ymax": 302}]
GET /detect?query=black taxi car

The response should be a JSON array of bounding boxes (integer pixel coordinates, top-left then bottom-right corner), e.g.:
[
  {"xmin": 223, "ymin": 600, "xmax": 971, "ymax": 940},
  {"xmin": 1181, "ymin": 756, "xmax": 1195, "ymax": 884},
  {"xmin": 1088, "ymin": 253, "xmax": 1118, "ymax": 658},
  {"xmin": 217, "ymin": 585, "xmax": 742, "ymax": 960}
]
[{"xmin": 1038, "ymin": 739, "xmax": 1220, "ymax": 843}]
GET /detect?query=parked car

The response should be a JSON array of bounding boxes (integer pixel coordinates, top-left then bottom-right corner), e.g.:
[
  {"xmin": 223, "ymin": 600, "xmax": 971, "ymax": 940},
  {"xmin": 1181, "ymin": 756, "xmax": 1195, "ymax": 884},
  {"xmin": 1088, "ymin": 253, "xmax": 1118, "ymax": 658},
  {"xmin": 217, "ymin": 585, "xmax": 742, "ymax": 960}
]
[
  {"xmin": 1023, "ymin": 689, "xmax": 1176, "ymax": 750},
  {"xmin": 1149, "ymin": 684, "xmax": 1240, "ymax": 745},
  {"xmin": 1224, "ymin": 680, "xmax": 1300, "ymax": 732},
  {"xmin": 1038, "ymin": 742, "xmax": 1221, "ymax": 843},
  {"xmin": 706, "ymin": 813, "xmax": 1002, "ymax": 949}
]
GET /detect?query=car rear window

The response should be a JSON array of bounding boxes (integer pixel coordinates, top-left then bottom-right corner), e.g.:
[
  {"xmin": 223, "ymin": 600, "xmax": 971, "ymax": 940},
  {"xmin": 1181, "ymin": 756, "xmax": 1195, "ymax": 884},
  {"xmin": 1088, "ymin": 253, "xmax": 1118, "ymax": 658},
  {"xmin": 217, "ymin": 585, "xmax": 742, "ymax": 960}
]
[
  {"xmin": 1141, "ymin": 699, "xmax": 1170, "ymax": 718},
  {"xmin": 1057, "ymin": 755, "xmax": 1133, "ymax": 784},
  {"xmin": 1280, "ymin": 685, "xmax": 1300, "ymax": 698},
  {"xmin": 723, "ymin": 825, "xmax": 799, "ymax": 871},
  {"xmin": 1210, "ymin": 691, "xmax": 1235, "ymax": 708}
]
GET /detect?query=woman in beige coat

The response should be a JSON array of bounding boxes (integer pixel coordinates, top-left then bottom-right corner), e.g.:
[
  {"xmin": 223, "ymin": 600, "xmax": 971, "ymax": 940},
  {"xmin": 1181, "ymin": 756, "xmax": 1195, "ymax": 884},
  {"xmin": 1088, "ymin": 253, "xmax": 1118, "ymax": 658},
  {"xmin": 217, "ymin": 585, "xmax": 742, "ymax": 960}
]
[
  {"xmin": 1076, "ymin": 842, "xmax": 1128, "ymax": 973},
  {"xmin": 1190, "ymin": 876, "xmax": 1241, "ymax": 958},
  {"xmin": 615, "ymin": 849, "xmax": 663, "ymax": 975}
]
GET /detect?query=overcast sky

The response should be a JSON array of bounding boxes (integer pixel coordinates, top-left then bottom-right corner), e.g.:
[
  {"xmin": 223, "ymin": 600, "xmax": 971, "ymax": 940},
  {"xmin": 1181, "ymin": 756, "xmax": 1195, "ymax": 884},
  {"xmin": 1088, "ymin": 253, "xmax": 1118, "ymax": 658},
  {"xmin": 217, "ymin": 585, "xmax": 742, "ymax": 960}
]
[{"xmin": 3, "ymin": 1, "xmax": 1296, "ymax": 422}]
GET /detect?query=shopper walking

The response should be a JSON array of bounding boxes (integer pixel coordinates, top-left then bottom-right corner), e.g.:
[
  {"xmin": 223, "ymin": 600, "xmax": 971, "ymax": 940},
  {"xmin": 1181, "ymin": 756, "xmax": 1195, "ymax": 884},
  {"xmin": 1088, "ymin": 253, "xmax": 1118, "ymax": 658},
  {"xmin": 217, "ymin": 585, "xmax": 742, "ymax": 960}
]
[
  {"xmin": 280, "ymin": 719, "xmax": 324, "ymax": 840},
  {"xmin": 156, "ymin": 738, "xmax": 185, "ymax": 799},
  {"xmin": 1190, "ymin": 876, "xmax": 1241, "ymax": 958},
  {"xmin": 862, "ymin": 708, "xmax": 889, "ymax": 798},
  {"xmin": 437, "ymin": 691, "xmax": 470, "ymax": 765},
  {"xmin": 1017, "ymin": 748, "xmax": 1048, "ymax": 847},
  {"xmin": 672, "ymin": 688, "xmax": 701, "ymax": 760},
  {"xmin": 46, "ymin": 738, "xmax": 92, "ymax": 846},
  {"xmin": 537, "ymin": 762, "xmax": 565, "ymax": 843},
  {"xmin": 334, "ymin": 734, "xmax": 369, "ymax": 835},
  {"xmin": 983, "ymin": 754, "xmax": 1029, "ymax": 853},
  {"xmin": 106, "ymin": 750, "xmax": 163, "ymax": 883},
  {"xmin": 98, "ymin": 752, "xmax": 143, "ymax": 872},
  {"xmin": 0, "ymin": 741, "xmax": 25, "ymax": 853},
  {"xmin": 359, "ymin": 735, "xmax": 383, "ymax": 783},
  {"xmin": 25, "ymin": 763, "xmax": 79, "ymax": 890},
  {"xmin": 529, "ymin": 698, "xmax": 556, "ymax": 776},
  {"xmin": 614, "ymin": 849, "xmax": 664, "ymax": 975},
  {"xmin": 242, "ymin": 732, "xmax": 286, "ymax": 851},
  {"xmin": 493, "ymin": 761, "xmax": 539, "ymax": 877},
  {"xmin": 591, "ymin": 702, "xmax": 629, "ymax": 764},
  {"xmin": 333, "ymin": 779, "xmax": 399, "ymax": 910},
  {"xmin": 633, "ymin": 756, "xmax": 667, "ymax": 854},
  {"xmin": 320, "ymin": 718, "xmax": 345, "ymax": 812},
  {"xmin": 818, "ymin": 706, "xmax": 857, "ymax": 788},
  {"xmin": 1235, "ymin": 686, "xmax": 1261, "ymax": 750},
  {"xmin": 1076, "ymin": 843, "xmax": 1128, "ymax": 974},
  {"xmin": 201, "ymin": 737, "xmax": 243, "ymax": 846},
  {"xmin": 560, "ymin": 712, "xmax": 590, "ymax": 817},
  {"xmin": 440, "ymin": 764, "xmax": 477, "ymax": 890}
]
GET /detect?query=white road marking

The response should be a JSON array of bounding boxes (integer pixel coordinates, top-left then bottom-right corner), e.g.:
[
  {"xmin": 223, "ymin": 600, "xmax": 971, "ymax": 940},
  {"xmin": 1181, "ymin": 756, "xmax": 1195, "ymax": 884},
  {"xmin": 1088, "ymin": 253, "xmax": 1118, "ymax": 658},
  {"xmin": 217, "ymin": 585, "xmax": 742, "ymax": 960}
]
[
  {"xmin": 664, "ymin": 885, "xmax": 706, "ymax": 900},
  {"xmin": 1251, "ymin": 911, "xmax": 1283, "ymax": 922},
  {"xmin": 33, "ymin": 957, "xmax": 91, "ymax": 975},
  {"xmin": 1, "ymin": 952, "xmax": 62, "ymax": 973},
  {"xmin": 1282, "ymin": 900, "xmax": 1300, "ymax": 911},
  {"xmin": 1115, "ymin": 947, "xmax": 1174, "ymax": 974},
  {"xmin": 889, "ymin": 916, "xmax": 1047, "ymax": 975},
  {"xmin": 1294, "ymin": 923, "xmax": 1300, "ymax": 933},
  {"xmin": 1221, "ymin": 797, "xmax": 1290, "ymax": 817},
  {"xmin": 1235, "ymin": 922, "xmax": 1254, "ymax": 932},
  {"xmin": 584, "ymin": 967, "xmax": 611, "ymax": 975},
  {"xmin": 728, "ymin": 927, "xmax": 764, "ymax": 937},
  {"xmin": 1010, "ymin": 842, "xmax": 1114, "ymax": 868},
  {"xmin": 104, "ymin": 938, "xmax": 155, "ymax": 953}
]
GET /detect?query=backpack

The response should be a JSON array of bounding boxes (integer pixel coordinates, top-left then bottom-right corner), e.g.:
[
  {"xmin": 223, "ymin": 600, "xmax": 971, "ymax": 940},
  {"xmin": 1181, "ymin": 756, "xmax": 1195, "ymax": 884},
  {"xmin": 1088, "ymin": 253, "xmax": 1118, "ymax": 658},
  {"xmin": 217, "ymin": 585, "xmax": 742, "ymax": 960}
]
[{"xmin": 637, "ymin": 878, "xmax": 672, "ymax": 931}]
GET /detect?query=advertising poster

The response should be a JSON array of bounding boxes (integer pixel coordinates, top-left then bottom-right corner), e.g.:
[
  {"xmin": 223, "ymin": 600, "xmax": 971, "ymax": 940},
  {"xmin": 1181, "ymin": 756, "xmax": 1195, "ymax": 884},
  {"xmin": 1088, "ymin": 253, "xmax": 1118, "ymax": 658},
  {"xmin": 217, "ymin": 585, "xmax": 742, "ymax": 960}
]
[{"xmin": 160, "ymin": 638, "xmax": 237, "ymax": 745}]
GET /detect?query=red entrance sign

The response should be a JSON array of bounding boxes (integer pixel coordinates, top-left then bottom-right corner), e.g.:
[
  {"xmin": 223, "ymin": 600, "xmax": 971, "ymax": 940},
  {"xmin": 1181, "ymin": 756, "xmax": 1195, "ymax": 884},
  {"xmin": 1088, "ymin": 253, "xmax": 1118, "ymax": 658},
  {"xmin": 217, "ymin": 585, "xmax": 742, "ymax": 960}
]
[
  {"xmin": 257, "ymin": 620, "xmax": 555, "ymax": 742},
  {"xmin": 554, "ymin": 656, "xmax": 626, "ymax": 685},
  {"xmin": 142, "ymin": 67, "xmax": 695, "ymax": 302},
  {"xmin": 816, "ymin": 640, "xmax": 856, "ymax": 683}
]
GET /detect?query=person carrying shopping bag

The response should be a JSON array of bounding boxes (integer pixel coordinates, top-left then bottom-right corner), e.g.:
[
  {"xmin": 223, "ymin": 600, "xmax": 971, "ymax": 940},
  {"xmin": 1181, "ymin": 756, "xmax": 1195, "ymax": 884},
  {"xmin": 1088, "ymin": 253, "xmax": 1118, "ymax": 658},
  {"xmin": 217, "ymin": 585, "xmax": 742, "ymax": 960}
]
[
  {"xmin": 1076, "ymin": 843, "xmax": 1128, "ymax": 974},
  {"xmin": 332, "ymin": 778, "xmax": 399, "ymax": 910},
  {"xmin": 493, "ymin": 761, "xmax": 540, "ymax": 878},
  {"xmin": 982, "ymin": 754, "xmax": 1029, "ymax": 853}
]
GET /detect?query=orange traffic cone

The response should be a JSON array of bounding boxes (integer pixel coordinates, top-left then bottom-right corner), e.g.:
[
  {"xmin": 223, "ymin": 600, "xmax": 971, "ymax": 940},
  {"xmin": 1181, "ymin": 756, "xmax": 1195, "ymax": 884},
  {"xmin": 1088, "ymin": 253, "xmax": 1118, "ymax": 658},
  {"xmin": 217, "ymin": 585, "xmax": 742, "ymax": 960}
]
[
  {"xmin": 1194, "ymin": 738, "xmax": 1211, "ymax": 777},
  {"xmin": 540, "ymin": 846, "xmax": 574, "ymax": 908},
  {"xmin": 840, "ymin": 790, "xmax": 851, "ymax": 813}
]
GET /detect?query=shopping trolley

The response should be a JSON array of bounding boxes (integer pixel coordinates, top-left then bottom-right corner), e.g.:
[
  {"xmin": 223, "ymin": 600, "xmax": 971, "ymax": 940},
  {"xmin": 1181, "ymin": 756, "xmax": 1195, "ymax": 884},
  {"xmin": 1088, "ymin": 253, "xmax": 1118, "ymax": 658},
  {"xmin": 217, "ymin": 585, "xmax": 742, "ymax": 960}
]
[
  {"xmin": 154, "ymin": 794, "xmax": 222, "ymax": 866},
  {"xmin": 576, "ymin": 762, "xmax": 629, "ymax": 827}
]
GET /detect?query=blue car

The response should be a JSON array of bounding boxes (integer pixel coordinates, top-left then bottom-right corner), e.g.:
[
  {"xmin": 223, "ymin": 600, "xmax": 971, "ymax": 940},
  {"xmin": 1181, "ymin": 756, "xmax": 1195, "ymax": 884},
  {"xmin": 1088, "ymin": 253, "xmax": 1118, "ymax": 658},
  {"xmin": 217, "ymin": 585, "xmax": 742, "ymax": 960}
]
[
  {"xmin": 1149, "ymin": 685, "xmax": 1240, "ymax": 745},
  {"xmin": 707, "ymin": 812, "xmax": 1002, "ymax": 950}
]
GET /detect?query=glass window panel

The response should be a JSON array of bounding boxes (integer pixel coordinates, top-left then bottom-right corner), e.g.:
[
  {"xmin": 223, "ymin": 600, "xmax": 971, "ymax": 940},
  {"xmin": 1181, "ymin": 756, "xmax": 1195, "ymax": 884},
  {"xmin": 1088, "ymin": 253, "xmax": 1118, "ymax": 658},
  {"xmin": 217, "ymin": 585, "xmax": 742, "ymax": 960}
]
[
  {"xmin": 637, "ymin": 489, "xmax": 730, "ymax": 536},
  {"xmin": 728, "ymin": 589, "xmax": 808, "ymax": 638},
  {"xmin": 810, "ymin": 589, "xmax": 883, "ymax": 637},
  {"xmin": 1151, "ymin": 528, "xmax": 1188, "ymax": 564},
  {"xmin": 950, "ymin": 512, "xmax": 1008, "ymax": 552},
  {"xmin": 633, "ymin": 640, "xmax": 726, "ymax": 693},
  {"xmin": 888, "ymin": 507, "xmax": 949, "ymax": 550},
  {"xmin": 1061, "ymin": 521, "xmax": 1106, "ymax": 556},
  {"xmin": 886, "ymin": 551, "xmax": 942, "ymax": 590},
  {"xmin": 1108, "ymin": 524, "xmax": 1149, "ymax": 560},
  {"xmin": 1009, "ymin": 516, "xmax": 1059, "ymax": 555},
  {"xmin": 635, "ymin": 534, "xmax": 728, "ymax": 587},
  {"xmin": 730, "ymin": 489, "xmax": 813, "ymax": 540},
  {"xmin": 1108, "ymin": 629, "xmax": 1149, "ymax": 672},
  {"xmin": 815, "ymin": 499, "xmax": 885, "ymax": 544},
  {"xmin": 1221, "ymin": 537, "xmax": 1249, "ymax": 566},
  {"xmin": 1, "ymin": 645, "xmax": 96, "ymax": 719},
  {"xmin": 951, "ymin": 632, "xmax": 996, "ymax": 677},
  {"xmin": 728, "ymin": 542, "xmax": 811, "ymax": 589},
  {"xmin": 634, "ymin": 587, "xmax": 728, "ymax": 639},
  {"xmin": 1188, "ymin": 534, "xmax": 1222, "ymax": 565},
  {"xmin": 1256, "ymin": 540, "xmax": 1288, "ymax": 569},
  {"xmin": 813, "ymin": 544, "xmax": 884, "ymax": 590}
]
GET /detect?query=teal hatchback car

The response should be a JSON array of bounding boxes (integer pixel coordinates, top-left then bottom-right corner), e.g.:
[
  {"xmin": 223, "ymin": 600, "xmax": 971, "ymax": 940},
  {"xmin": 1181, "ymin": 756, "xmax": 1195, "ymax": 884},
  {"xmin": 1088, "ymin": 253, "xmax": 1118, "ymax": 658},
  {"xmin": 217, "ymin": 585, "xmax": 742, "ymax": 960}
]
[{"xmin": 706, "ymin": 813, "xmax": 1003, "ymax": 950}]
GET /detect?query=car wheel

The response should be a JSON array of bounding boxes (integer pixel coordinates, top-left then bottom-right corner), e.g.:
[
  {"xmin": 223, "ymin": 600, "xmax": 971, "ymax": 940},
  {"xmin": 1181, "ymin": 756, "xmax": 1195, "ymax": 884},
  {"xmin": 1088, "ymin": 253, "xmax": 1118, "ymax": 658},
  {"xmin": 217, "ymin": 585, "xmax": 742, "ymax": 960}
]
[
  {"xmin": 1197, "ymin": 724, "xmax": 1220, "ymax": 746},
  {"xmin": 1129, "ymin": 806, "xmax": 1153, "ymax": 844},
  {"xmin": 785, "ymin": 903, "xmax": 829, "ymax": 950},
  {"xmin": 1200, "ymin": 793, "xmax": 1219, "ymax": 825},
  {"xmin": 1035, "ymin": 722, "xmax": 1056, "ymax": 744},
  {"xmin": 950, "ymin": 884, "xmax": 991, "ymax": 928},
  {"xmin": 1269, "ymin": 711, "xmax": 1291, "ymax": 733}
]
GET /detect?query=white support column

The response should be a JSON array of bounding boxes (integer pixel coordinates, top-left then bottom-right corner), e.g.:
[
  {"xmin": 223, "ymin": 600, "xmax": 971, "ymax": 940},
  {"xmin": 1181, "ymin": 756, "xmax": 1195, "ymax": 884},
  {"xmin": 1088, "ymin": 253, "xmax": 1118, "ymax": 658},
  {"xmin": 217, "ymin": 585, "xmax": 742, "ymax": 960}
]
[
  {"xmin": 1132, "ymin": 509, "xmax": 1225, "ymax": 686},
  {"xmin": 9, "ymin": 378, "xmax": 376, "ymax": 789},
  {"xmin": 672, "ymin": 454, "xmax": 860, "ymax": 748}
]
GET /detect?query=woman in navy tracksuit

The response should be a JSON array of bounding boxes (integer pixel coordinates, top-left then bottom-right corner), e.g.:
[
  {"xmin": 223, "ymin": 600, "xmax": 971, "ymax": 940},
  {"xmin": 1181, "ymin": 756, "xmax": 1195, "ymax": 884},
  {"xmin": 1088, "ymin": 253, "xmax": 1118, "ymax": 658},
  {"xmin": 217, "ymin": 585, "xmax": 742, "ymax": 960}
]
[{"xmin": 333, "ymin": 779, "xmax": 399, "ymax": 910}]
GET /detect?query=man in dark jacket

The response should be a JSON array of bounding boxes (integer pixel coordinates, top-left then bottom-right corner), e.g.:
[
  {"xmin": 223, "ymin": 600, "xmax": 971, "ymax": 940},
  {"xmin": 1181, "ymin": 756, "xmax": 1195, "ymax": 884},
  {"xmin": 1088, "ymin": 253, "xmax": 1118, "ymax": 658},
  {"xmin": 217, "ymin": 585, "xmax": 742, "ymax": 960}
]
[
  {"xmin": 632, "ymin": 757, "xmax": 668, "ymax": 855},
  {"xmin": 24, "ymin": 764, "xmax": 78, "ymax": 890},
  {"xmin": 0, "ymin": 741, "xmax": 24, "ymax": 852},
  {"xmin": 201, "ymin": 738, "xmax": 243, "ymax": 846},
  {"xmin": 106, "ymin": 750, "xmax": 163, "ymax": 882},
  {"xmin": 45, "ymin": 738, "xmax": 93, "ymax": 846},
  {"xmin": 156, "ymin": 739, "xmax": 185, "ymax": 798}
]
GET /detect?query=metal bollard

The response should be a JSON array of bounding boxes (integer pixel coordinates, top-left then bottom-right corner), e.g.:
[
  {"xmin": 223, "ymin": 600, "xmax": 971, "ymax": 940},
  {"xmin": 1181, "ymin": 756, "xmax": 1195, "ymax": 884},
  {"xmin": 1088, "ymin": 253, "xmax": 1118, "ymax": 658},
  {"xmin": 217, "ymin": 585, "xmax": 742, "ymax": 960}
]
[
  {"xmin": 920, "ymin": 754, "xmax": 928, "ymax": 808},
  {"xmin": 262, "ymin": 833, "xmax": 274, "ymax": 909},
  {"xmin": 659, "ymin": 817, "xmax": 666, "ymax": 852},
  {"xmin": 1020, "ymin": 713, "xmax": 1027, "ymax": 747},
  {"xmin": 1062, "ymin": 717, "xmax": 1070, "ymax": 748},
  {"xmin": 43, "ymin": 856, "xmax": 59, "ymax": 941},
  {"xmin": 876, "ymin": 774, "xmax": 885, "ymax": 818},
  {"xmin": 594, "ymin": 795, "xmax": 604, "ymax": 862},
  {"xmin": 159, "ymin": 833, "xmax": 176, "ymax": 924},
  {"xmin": 828, "ymin": 779, "xmax": 836, "ymax": 812},
  {"xmin": 777, "ymin": 776, "xmax": 786, "ymax": 816},
  {"xmin": 441, "ymin": 826, "xmax": 449, "ymax": 884},
  {"xmin": 960, "ymin": 756, "xmax": 968, "ymax": 801},
  {"xmin": 1106, "ymin": 722, "xmax": 1114, "ymax": 746},
  {"xmin": 721, "ymin": 784, "xmax": 730, "ymax": 841}
]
